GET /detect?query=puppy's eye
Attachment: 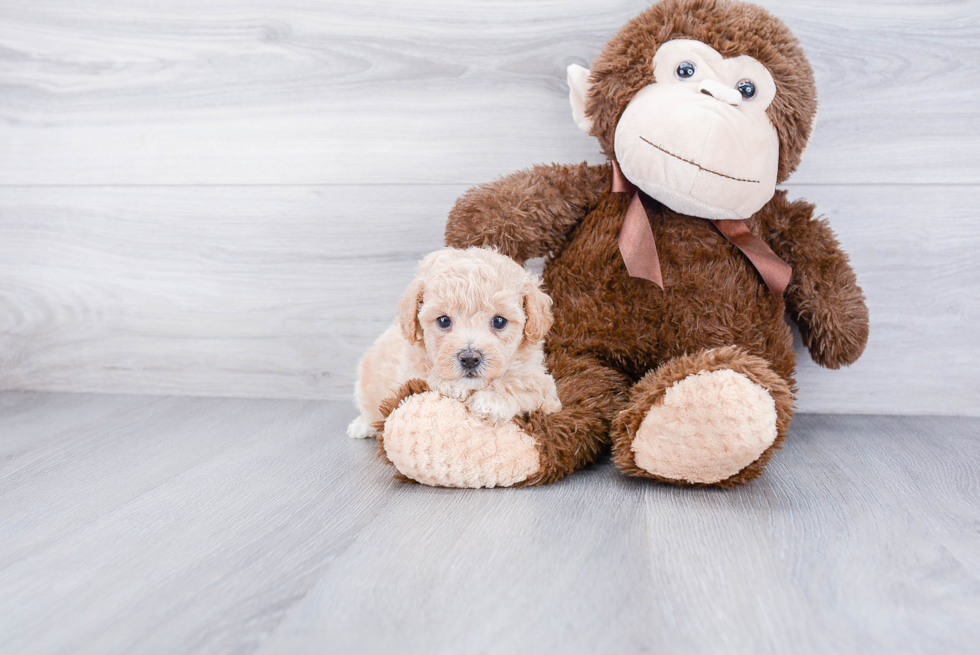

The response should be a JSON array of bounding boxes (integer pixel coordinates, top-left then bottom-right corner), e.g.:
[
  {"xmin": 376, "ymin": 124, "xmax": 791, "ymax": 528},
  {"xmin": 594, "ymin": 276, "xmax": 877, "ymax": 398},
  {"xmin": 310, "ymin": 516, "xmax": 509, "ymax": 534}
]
[
  {"xmin": 436, "ymin": 316, "xmax": 452, "ymax": 329},
  {"xmin": 491, "ymin": 316, "xmax": 508, "ymax": 330}
]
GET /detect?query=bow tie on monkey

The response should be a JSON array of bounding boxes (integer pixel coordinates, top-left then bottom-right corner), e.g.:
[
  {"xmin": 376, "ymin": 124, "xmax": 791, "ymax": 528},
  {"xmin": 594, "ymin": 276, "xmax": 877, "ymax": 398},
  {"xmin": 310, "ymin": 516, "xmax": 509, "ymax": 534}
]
[{"xmin": 568, "ymin": 38, "xmax": 796, "ymax": 295}]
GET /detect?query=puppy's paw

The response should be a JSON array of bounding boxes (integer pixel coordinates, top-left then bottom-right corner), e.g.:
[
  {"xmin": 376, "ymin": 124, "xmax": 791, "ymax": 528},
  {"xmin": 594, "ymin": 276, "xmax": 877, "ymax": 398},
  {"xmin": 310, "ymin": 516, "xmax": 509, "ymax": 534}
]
[
  {"xmin": 465, "ymin": 391, "xmax": 520, "ymax": 425},
  {"xmin": 540, "ymin": 389, "xmax": 562, "ymax": 415},
  {"xmin": 346, "ymin": 416, "xmax": 377, "ymax": 439}
]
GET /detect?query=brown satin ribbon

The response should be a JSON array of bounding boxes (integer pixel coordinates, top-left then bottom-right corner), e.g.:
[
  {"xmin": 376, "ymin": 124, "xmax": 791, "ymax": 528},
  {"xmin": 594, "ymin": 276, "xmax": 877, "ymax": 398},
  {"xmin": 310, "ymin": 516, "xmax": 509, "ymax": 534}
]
[
  {"xmin": 613, "ymin": 167, "xmax": 663, "ymax": 288},
  {"xmin": 710, "ymin": 218, "xmax": 793, "ymax": 296},
  {"xmin": 611, "ymin": 161, "xmax": 791, "ymax": 296}
]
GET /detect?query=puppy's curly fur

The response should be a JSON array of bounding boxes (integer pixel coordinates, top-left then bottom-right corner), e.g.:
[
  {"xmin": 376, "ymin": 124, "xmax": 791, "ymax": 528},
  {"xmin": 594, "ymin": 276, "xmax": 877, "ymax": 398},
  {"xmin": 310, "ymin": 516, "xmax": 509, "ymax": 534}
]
[{"xmin": 347, "ymin": 247, "xmax": 561, "ymax": 440}]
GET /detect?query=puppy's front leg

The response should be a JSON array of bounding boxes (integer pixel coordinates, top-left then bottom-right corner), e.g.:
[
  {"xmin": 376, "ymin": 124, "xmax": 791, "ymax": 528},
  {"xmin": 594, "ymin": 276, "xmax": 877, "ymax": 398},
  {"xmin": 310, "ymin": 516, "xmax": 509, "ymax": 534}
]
[
  {"xmin": 465, "ymin": 377, "xmax": 561, "ymax": 425},
  {"xmin": 465, "ymin": 390, "xmax": 523, "ymax": 425}
]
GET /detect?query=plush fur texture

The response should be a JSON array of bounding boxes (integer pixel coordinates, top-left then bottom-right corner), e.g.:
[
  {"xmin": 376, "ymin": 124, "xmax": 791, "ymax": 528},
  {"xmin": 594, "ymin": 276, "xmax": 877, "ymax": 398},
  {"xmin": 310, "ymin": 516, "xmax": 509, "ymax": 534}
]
[
  {"xmin": 631, "ymin": 369, "xmax": 777, "ymax": 484},
  {"xmin": 349, "ymin": 247, "xmax": 561, "ymax": 441},
  {"xmin": 381, "ymin": 390, "xmax": 541, "ymax": 488},
  {"xmin": 375, "ymin": 379, "xmax": 544, "ymax": 488},
  {"xmin": 375, "ymin": 377, "xmax": 429, "ymax": 483},
  {"xmin": 434, "ymin": 0, "xmax": 868, "ymax": 487},
  {"xmin": 611, "ymin": 346, "xmax": 794, "ymax": 486}
]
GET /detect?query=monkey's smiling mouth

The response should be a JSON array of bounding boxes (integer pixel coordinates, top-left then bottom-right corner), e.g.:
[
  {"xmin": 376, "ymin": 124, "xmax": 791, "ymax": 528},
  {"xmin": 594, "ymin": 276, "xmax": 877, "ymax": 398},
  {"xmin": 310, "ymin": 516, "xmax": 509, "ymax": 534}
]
[{"xmin": 639, "ymin": 136, "xmax": 760, "ymax": 184}]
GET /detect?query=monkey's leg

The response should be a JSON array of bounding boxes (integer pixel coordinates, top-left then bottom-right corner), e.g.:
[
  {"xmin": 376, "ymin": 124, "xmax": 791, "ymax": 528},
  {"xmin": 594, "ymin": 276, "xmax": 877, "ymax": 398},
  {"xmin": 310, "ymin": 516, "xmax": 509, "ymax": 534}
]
[
  {"xmin": 517, "ymin": 351, "xmax": 631, "ymax": 486},
  {"xmin": 375, "ymin": 353, "xmax": 628, "ymax": 488},
  {"xmin": 610, "ymin": 346, "xmax": 794, "ymax": 487}
]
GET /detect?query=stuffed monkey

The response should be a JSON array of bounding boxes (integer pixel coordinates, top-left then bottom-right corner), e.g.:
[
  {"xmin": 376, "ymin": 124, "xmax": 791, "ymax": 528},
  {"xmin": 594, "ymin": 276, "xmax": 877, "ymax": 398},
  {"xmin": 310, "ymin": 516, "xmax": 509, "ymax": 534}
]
[{"xmin": 382, "ymin": 0, "xmax": 868, "ymax": 487}]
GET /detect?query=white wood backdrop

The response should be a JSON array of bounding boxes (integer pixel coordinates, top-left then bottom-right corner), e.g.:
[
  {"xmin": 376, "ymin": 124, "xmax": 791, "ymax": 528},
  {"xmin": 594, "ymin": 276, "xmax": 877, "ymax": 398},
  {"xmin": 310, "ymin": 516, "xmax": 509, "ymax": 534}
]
[{"xmin": 0, "ymin": 0, "xmax": 977, "ymax": 415}]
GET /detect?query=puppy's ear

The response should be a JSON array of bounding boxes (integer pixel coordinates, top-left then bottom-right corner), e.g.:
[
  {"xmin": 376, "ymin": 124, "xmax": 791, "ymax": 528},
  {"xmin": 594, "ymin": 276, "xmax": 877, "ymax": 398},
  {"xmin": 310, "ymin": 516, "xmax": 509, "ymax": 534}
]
[
  {"xmin": 396, "ymin": 279, "xmax": 425, "ymax": 345},
  {"xmin": 522, "ymin": 280, "xmax": 553, "ymax": 343}
]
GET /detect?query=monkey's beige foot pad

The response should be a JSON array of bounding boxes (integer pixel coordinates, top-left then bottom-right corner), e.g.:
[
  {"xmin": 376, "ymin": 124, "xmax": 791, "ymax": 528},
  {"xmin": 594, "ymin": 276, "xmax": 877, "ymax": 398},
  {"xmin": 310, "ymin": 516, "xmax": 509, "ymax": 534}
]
[
  {"xmin": 382, "ymin": 392, "xmax": 540, "ymax": 488},
  {"xmin": 631, "ymin": 369, "xmax": 777, "ymax": 484}
]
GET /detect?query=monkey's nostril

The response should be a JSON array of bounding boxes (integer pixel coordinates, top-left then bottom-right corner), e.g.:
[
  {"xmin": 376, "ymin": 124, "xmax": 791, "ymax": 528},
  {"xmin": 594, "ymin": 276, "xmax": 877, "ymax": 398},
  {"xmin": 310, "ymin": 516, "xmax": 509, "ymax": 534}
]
[
  {"xmin": 457, "ymin": 349, "xmax": 482, "ymax": 370},
  {"xmin": 697, "ymin": 79, "xmax": 741, "ymax": 105}
]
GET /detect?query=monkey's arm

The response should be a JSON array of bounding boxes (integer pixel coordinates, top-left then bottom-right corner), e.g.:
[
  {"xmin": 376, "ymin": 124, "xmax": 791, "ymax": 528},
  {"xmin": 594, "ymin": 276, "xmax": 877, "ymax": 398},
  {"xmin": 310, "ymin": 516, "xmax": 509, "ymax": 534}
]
[
  {"xmin": 759, "ymin": 192, "xmax": 869, "ymax": 369},
  {"xmin": 445, "ymin": 162, "xmax": 609, "ymax": 263}
]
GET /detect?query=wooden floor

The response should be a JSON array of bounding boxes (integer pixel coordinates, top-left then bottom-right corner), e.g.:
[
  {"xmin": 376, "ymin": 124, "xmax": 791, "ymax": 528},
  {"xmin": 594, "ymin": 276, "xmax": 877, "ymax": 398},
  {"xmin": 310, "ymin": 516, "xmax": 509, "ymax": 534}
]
[{"xmin": 0, "ymin": 392, "xmax": 977, "ymax": 654}]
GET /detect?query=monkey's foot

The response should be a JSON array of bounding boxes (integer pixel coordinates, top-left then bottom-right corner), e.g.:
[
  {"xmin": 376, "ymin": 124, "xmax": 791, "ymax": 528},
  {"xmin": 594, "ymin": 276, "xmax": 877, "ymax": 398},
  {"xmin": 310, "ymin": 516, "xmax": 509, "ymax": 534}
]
[
  {"xmin": 612, "ymin": 347, "xmax": 793, "ymax": 486},
  {"xmin": 381, "ymin": 392, "xmax": 540, "ymax": 488}
]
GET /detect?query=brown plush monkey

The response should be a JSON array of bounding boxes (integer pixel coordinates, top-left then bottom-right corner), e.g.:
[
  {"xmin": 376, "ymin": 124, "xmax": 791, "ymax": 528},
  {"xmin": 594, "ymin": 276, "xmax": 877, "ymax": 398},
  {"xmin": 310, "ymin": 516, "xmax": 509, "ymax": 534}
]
[{"xmin": 382, "ymin": 0, "xmax": 868, "ymax": 487}]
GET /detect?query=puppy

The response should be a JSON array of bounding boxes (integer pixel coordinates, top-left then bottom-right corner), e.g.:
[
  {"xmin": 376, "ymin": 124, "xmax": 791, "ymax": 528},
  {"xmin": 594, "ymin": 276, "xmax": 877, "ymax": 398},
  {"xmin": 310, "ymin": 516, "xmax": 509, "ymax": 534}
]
[{"xmin": 347, "ymin": 247, "xmax": 561, "ymax": 439}]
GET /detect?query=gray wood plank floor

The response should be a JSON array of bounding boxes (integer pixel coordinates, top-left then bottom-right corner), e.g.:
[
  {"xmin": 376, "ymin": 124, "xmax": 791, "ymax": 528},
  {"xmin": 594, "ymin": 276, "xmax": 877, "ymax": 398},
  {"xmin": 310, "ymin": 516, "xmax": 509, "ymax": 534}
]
[{"xmin": 1, "ymin": 392, "xmax": 977, "ymax": 655}]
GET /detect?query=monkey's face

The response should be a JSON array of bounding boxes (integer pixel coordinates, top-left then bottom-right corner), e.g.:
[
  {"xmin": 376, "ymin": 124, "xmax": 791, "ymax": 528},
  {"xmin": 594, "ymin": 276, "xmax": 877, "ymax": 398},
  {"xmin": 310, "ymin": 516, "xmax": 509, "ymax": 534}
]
[
  {"xmin": 613, "ymin": 40, "xmax": 780, "ymax": 220},
  {"xmin": 568, "ymin": 3, "xmax": 818, "ymax": 222}
]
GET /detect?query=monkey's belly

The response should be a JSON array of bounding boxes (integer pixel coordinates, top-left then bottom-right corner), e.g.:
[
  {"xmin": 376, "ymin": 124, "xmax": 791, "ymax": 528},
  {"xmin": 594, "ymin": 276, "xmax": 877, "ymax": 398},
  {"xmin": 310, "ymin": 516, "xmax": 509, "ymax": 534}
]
[{"xmin": 543, "ymin": 209, "xmax": 793, "ymax": 377}]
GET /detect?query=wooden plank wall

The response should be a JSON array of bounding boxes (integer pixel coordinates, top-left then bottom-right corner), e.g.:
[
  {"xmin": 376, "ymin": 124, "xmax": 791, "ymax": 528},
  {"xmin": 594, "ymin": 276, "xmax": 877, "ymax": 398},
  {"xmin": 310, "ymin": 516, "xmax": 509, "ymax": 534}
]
[{"xmin": 0, "ymin": 0, "xmax": 977, "ymax": 415}]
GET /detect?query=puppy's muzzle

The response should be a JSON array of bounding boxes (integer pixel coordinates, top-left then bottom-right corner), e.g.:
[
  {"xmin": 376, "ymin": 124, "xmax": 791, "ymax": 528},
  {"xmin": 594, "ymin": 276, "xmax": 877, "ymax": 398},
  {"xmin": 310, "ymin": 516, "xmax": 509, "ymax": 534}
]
[{"xmin": 457, "ymin": 348, "xmax": 483, "ymax": 371}]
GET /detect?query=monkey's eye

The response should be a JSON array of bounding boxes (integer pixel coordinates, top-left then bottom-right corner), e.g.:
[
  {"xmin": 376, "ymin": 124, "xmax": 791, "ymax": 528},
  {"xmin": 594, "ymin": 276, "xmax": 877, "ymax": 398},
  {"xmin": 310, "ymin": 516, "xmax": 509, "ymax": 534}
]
[
  {"xmin": 491, "ymin": 316, "xmax": 508, "ymax": 330},
  {"xmin": 436, "ymin": 316, "xmax": 452, "ymax": 329},
  {"xmin": 736, "ymin": 79, "xmax": 757, "ymax": 100},
  {"xmin": 675, "ymin": 61, "xmax": 696, "ymax": 80}
]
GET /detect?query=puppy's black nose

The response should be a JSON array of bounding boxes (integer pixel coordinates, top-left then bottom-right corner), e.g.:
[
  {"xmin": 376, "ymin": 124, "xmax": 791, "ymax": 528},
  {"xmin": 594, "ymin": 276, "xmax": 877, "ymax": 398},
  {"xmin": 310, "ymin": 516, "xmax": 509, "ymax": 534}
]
[{"xmin": 457, "ymin": 349, "xmax": 482, "ymax": 370}]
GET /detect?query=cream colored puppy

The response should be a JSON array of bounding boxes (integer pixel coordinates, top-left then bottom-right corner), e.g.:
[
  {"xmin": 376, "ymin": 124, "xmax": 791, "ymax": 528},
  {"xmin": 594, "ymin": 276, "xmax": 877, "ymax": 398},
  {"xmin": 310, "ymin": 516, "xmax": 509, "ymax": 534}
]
[{"xmin": 347, "ymin": 247, "xmax": 561, "ymax": 439}]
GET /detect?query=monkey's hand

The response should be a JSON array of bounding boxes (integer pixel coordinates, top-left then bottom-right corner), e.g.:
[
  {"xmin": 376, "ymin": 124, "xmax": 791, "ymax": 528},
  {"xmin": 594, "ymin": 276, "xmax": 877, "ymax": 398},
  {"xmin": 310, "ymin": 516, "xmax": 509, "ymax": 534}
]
[
  {"xmin": 445, "ymin": 162, "xmax": 609, "ymax": 263},
  {"xmin": 789, "ymin": 266, "xmax": 869, "ymax": 369},
  {"xmin": 760, "ymin": 193, "xmax": 869, "ymax": 369}
]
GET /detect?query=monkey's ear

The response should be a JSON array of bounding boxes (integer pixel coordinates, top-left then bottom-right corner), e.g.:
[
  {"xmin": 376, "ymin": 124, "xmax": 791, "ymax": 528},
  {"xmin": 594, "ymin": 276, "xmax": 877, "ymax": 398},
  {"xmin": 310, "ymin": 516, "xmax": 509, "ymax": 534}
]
[
  {"xmin": 396, "ymin": 279, "xmax": 425, "ymax": 345},
  {"xmin": 522, "ymin": 281, "xmax": 554, "ymax": 344},
  {"xmin": 567, "ymin": 63, "xmax": 594, "ymax": 134}
]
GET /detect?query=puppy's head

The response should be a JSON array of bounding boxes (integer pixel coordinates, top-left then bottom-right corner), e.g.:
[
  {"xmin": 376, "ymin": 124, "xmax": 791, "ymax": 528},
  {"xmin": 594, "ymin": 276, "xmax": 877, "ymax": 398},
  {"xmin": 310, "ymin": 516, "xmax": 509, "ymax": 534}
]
[{"xmin": 396, "ymin": 247, "xmax": 553, "ymax": 391}]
